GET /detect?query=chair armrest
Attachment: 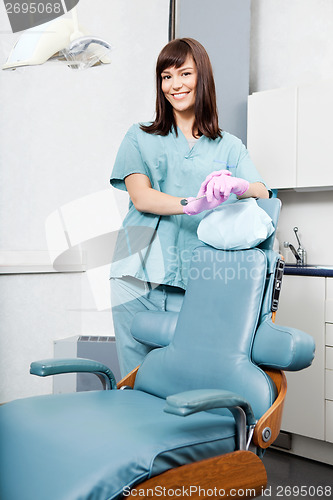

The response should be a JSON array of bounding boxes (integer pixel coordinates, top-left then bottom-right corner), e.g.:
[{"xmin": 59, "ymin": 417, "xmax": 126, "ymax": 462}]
[
  {"xmin": 164, "ymin": 389, "xmax": 256, "ymax": 424},
  {"xmin": 131, "ymin": 311, "xmax": 178, "ymax": 347},
  {"xmin": 164, "ymin": 389, "xmax": 256, "ymax": 451},
  {"xmin": 252, "ymin": 319, "xmax": 315, "ymax": 371},
  {"xmin": 30, "ymin": 358, "xmax": 117, "ymax": 390}
]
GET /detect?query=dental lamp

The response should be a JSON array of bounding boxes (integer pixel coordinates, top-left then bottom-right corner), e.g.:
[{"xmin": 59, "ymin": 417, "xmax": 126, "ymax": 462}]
[{"xmin": 2, "ymin": 7, "xmax": 112, "ymax": 71}]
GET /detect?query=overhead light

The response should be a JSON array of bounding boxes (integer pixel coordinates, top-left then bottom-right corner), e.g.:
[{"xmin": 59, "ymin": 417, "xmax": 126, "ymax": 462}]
[{"xmin": 2, "ymin": 7, "xmax": 112, "ymax": 71}]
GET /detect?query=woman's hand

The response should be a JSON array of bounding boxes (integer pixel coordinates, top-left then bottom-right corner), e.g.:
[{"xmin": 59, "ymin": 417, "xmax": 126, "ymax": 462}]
[
  {"xmin": 182, "ymin": 184, "xmax": 226, "ymax": 215},
  {"xmin": 183, "ymin": 170, "xmax": 250, "ymax": 216},
  {"xmin": 201, "ymin": 169, "xmax": 249, "ymax": 202},
  {"xmin": 200, "ymin": 169, "xmax": 269, "ymax": 201},
  {"xmin": 183, "ymin": 170, "xmax": 233, "ymax": 215}
]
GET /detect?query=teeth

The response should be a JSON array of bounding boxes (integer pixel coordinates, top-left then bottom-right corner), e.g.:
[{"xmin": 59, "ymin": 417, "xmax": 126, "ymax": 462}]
[{"xmin": 173, "ymin": 92, "xmax": 189, "ymax": 99}]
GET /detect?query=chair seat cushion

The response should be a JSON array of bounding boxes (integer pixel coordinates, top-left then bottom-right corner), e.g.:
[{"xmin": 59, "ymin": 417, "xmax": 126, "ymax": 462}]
[{"xmin": 0, "ymin": 389, "xmax": 236, "ymax": 500}]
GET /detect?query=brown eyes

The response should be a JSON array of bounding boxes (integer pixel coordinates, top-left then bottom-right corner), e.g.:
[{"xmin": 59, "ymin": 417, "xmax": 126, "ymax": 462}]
[{"xmin": 162, "ymin": 72, "xmax": 191, "ymax": 80}]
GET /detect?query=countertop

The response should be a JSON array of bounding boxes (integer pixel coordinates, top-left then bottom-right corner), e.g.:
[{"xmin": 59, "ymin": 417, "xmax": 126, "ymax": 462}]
[{"xmin": 284, "ymin": 264, "xmax": 333, "ymax": 277}]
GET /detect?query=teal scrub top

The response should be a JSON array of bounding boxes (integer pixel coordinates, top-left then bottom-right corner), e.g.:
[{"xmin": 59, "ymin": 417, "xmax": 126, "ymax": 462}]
[{"xmin": 110, "ymin": 123, "xmax": 268, "ymax": 289}]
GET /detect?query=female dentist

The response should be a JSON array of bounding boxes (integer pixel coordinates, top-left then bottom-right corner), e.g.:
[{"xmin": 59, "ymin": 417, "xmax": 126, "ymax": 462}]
[{"xmin": 110, "ymin": 38, "xmax": 269, "ymax": 377}]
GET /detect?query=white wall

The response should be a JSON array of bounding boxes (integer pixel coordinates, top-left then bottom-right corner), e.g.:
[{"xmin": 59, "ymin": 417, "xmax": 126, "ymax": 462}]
[
  {"xmin": 250, "ymin": 0, "xmax": 333, "ymax": 265},
  {"xmin": 250, "ymin": 0, "xmax": 333, "ymax": 92},
  {"xmin": 0, "ymin": 0, "xmax": 169, "ymax": 252},
  {"xmin": 0, "ymin": 0, "xmax": 169, "ymax": 402}
]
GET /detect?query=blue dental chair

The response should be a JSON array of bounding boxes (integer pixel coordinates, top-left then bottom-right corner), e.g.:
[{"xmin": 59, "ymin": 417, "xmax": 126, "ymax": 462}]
[{"xmin": 0, "ymin": 199, "xmax": 314, "ymax": 500}]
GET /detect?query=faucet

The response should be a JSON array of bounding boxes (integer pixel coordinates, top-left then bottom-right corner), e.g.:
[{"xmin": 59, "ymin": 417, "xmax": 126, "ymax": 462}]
[{"xmin": 284, "ymin": 227, "xmax": 307, "ymax": 266}]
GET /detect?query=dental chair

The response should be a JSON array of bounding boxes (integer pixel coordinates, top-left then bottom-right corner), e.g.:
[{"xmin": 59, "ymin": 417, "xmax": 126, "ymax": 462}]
[{"xmin": 0, "ymin": 199, "xmax": 314, "ymax": 500}]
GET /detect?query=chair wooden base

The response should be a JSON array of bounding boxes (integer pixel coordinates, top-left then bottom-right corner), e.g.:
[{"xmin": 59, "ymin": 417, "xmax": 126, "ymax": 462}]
[
  {"xmin": 117, "ymin": 365, "xmax": 139, "ymax": 389},
  {"xmin": 127, "ymin": 450, "xmax": 267, "ymax": 499},
  {"xmin": 253, "ymin": 369, "xmax": 287, "ymax": 448}
]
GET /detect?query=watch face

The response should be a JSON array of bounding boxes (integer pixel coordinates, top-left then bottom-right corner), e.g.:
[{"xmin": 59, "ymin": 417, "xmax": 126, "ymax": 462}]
[{"xmin": 180, "ymin": 199, "xmax": 188, "ymax": 206}]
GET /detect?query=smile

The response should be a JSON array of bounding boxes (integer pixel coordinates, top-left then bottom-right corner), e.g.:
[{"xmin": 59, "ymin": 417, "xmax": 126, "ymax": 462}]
[{"xmin": 172, "ymin": 92, "xmax": 190, "ymax": 100}]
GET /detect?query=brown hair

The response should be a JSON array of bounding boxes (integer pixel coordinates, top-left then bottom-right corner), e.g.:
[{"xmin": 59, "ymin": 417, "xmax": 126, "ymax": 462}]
[{"xmin": 140, "ymin": 38, "xmax": 222, "ymax": 139}]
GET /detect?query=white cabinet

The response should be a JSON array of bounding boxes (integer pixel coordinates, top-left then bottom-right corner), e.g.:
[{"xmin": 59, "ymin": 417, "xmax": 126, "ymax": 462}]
[
  {"xmin": 275, "ymin": 275, "xmax": 325, "ymax": 440},
  {"xmin": 326, "ymin": 363, "xmax": 333, "ymax": 400},
  {"xmin": 326, "ymin": 401, "xmax": 333, "ymax": 443},
  {"xmin": 325, "ymin": 281, "xmax": 333, "ymax": 442},
  {"xmin": 298, "ymin": 82, "xmax": 333, "ymax": 188},
  {"xmin": 248, "ymin": 81, "xmax": 333, "ymax": 189},
  {"xmin": 247, "ymin": 87, "xmax": 297, "ymax": 189},
  {"xmin": 326, "ymin": 279, "xmax": 333, "ymax": 323}
]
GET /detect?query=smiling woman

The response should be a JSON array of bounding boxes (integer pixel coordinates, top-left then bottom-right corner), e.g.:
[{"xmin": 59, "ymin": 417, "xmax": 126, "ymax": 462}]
[
  {"xmin": 109, "ymin": 38, "xmax": 270, "ymax": 376},
  {"xmin": 142, "ymin": 38, "xmax": 220, "ymax": 140},
  {"xmin": 161, "ymin": 57, "xmax": 197, "ymax": 120}
]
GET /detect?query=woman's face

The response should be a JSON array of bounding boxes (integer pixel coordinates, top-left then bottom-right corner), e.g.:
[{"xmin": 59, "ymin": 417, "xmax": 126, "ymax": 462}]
[{"xmin": 161, "ymin": 55, "xmax": 197, "ymax": 116}]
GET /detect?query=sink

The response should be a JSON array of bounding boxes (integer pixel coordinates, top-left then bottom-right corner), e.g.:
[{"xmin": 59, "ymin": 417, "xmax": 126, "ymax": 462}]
[
  {"xmin": 312, "ymin": 265, "xmax": 333, "ymax": 269},
  {"xmin": 284, "ymin": 264, "xmax": 333, "ymax": 270}
]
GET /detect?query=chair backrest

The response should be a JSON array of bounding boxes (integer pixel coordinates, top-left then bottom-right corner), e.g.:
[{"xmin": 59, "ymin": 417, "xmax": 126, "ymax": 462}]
[
  {"xmin": 256, "ymin": 198, "xmax": 281, "ymax": 251},
  {"xmin": 135, "ymin": 244, "xmax": 277, "ymax": 421}
]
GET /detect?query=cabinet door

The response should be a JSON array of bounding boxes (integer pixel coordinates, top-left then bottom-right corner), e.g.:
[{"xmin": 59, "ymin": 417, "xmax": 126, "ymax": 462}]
[
  {"xmin": 326, "ymin": 278, "xmax": 333, "ymax": 323},
  {"xmin": 275, "ymin": 275, "xmax": 325, "ymax": 440},
  {"xmin": 247, "ymin": 87, "xmax": 297, "ymax": 189},
  {"xmin": 297, "ymin": 81, "xmax": 333, "ymax": 187}
]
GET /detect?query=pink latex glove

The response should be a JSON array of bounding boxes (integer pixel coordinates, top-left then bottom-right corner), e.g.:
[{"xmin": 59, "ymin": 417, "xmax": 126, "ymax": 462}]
[
  {"xmin": 202, "ymin": 170, "xmax": 249, "ymax": 202},
  {"xmin": 183, "ymin": 170, "xmax": 232, "ymax": 215},
  {"xmin": 201, "ymin": 169, "xmax": 232, "ymax": 186},
  {"xmin": 182, "ymin": 185, "xmax": 226, "ymax": 215}
]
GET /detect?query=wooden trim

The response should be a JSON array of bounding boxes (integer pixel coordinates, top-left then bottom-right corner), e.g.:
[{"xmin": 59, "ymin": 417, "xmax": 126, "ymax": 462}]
[
  {"xmin": 253, "ymin": 369, "xmax": 287, "ymax": 449},
  {"xmin": 117, "ymin": 365, "xmax": 139, "ymax": 389},
  {"xmin": 127, "ymin": 450, "xmax": 267, "ymax": 499}
]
